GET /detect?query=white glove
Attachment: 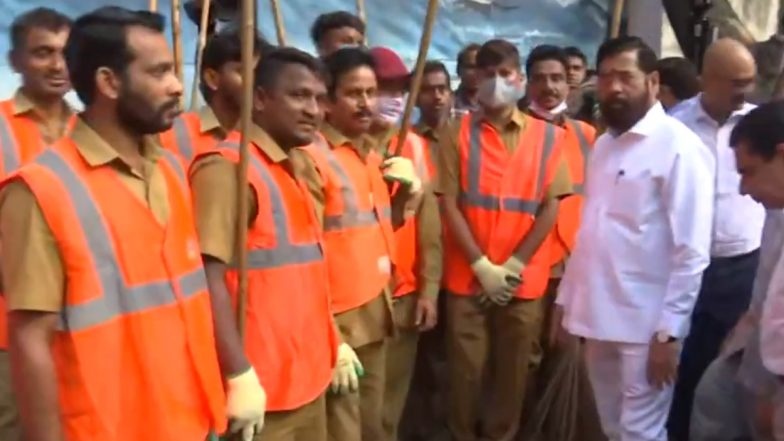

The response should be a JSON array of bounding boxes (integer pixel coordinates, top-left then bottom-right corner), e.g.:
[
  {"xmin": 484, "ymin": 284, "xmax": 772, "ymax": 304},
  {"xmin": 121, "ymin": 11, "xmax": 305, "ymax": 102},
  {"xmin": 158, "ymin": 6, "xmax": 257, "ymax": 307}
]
[
  {"xmin": 331, "ymin": 343, "xmax": 364, "ymax": 394},
  {"xmin": 226, "ymin": 367, "xmax": 267, "ymax": 441},
  {"xmin": 382, "ymin": 157, "xmax": 422, "ymax": 193},
  {"xmin": 471, "ymin": 256, "xmax": 520, "ymax": 306}
]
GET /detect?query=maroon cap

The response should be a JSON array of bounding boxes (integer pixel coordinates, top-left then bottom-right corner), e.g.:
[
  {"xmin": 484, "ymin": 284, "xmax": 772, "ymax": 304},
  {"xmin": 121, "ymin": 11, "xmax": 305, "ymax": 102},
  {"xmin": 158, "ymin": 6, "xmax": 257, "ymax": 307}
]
[{"xmin": 369, "ymin": 46, "xmax": 409, "ymax": 80}]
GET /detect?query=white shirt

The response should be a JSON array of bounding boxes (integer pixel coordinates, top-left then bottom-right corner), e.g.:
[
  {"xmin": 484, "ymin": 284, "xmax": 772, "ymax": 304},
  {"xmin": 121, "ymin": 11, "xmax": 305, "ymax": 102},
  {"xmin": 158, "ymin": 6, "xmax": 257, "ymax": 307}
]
[
  {"xmin": 671, "ymin": 96, "xmax": 764, "ymax": 257},
  {"xmin": 557, "ymin": 103, "xmax": 715, "ymax": 344},
  {"xmin": 760, "ymin": 210, "xmax": 784, "ymax": 376}
]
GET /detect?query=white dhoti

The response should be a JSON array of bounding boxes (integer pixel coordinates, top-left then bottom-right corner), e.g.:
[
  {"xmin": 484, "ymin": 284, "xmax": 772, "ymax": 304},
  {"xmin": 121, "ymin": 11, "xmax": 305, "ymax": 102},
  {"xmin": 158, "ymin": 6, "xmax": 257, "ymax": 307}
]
[{"xmin": 584, "ymin": 339, "xmax": 674, "ymax": 441}]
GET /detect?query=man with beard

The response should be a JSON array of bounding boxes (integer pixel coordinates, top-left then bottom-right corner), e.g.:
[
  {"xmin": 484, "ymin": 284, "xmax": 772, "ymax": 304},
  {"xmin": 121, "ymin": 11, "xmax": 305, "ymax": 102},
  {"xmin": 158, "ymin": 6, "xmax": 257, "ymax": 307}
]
[
  {"xmin": 310, "ymin": 11, "xmax": 365, "ymax": 58},
  {"xmin": 667, "ymin": 38, "xmax": 764, "ymax": 441},
  {"xmin": 436, "ymin": 39, "xmax": 573, "ymax": 441},
  {"xmin": 159, "ymin": 28, "xmax": 268, "ymax": 163},
  {"xmin": 0, "ymin": 7, "xmax": 265, "ymax": 441},
  {"xmin": 296, "ymin": 47, "xmax": 421, "ymax": 441},
  {"xmin": 554, "ymin": 36, "xmax": 714, "ymax": 441},
  {"xmin": 0, "ymin": 8, "xmax": 72, "ymax": 440},
  {"xmin": 453, "ymin": 43, "xmax": 481, "ymax": 117},
  {"xmin": 189, "ymin": 47, "xmax": 339, "ymax": 440}
]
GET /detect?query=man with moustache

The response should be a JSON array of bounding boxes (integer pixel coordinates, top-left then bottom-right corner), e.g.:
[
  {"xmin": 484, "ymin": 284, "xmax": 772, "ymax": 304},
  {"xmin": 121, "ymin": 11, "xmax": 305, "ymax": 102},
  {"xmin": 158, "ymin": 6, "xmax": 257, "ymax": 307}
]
[
  {"xmin": 554, "ymin": 36, "xmax": 714, "ymax": 441},
  {"xmin": 0, "ymin": 7, "xmax": 264, "ymax": 441},
  {"xmin": 159, "ymin": 28, "xmax": 269, "ymax": 163},
  {"xmin": 296, "ymin": 47, "xmax": 421, "ymax": 441},
  {"xmin": 668, "ymin": 38, "xmax": 764, "ymax": 441},
  {"xmin": 0, "ymin": 8, "xmax": 72, "ymax": 440},
  {"xmin": 190, "ymin": 47, "xmax": 339, "ymax": 440}
]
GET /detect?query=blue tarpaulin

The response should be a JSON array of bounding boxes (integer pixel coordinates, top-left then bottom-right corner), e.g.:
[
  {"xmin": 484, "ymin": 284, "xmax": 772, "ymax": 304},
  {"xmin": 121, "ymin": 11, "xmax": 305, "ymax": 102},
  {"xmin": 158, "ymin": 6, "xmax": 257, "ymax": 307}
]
[{"xmin": 0, "ymin": 0, "xmax": 609, "ymax": 106}]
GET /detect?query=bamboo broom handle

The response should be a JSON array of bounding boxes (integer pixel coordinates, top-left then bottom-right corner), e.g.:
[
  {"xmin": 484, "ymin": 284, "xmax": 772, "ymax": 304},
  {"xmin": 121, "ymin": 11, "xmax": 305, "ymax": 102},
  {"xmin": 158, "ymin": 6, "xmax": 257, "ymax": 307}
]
[
  {"xmin": 610, "ymin": 0, "xmax": 626, "ymax": 38},
  {"xmin": 171, "ymin": 0, "xmax": 185, "ymax": 106},
  {"xmin": 270, "ymin": 0, "xmax": 286, "ymax": 46},
  {"xmin": 189, "ymin": 0, "xmax": 213, "ymax": 111}
]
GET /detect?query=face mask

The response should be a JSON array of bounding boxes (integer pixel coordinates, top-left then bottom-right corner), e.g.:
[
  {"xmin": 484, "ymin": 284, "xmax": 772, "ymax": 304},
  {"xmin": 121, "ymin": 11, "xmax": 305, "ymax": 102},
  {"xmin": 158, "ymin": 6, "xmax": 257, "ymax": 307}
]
[
  {"xmin": 377, "ymin": 95, "xmax": 406, "ymax": 124},
  {"xmin": 529, "ymin": 100, "xmax": 568, "ymax": 121},
  {"xmin": 477, "ymin": 75, "xmax": 526, "ymax": 109}
]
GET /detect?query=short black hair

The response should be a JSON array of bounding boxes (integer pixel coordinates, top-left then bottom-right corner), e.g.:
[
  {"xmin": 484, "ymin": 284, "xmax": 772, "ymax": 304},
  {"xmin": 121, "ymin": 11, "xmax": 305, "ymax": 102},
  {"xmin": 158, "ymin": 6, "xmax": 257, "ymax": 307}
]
[
  {"xmin": 310, "ymin": 11, "xmax": 365, "ymax": 47},
  {"xmin": 525, "ymin": 45, "xmax": 569, "ymax": 77},
  {"xmin": 656, "ymin": 57, "xmax": 699, "ymax": 101},
  {"xmin": 10, "ymin": 7, "xmax": 72, "ymax": 52},
  {"xmin": 255, "ymin": 47, "xmax": 327, "ymax": 91},
  {"xmin": 730, "ymin": 100, "xmax": 784, "ymax": 160},
  {"xmin": 563, "ymin": 46, "xmax": 588, "ymax": 66},
  {"xmin": 322, "ymin": 47, "xmax": 375, "ymax": 98},
  {"xmin": 456, "ymin": 43, "xmax": 481, "ymax": 75},
  {"xmin": 65, "ymin": 6, "xmax": 165, "ymax": 106},
  {"xmin": 596, "ymin": 36, "xmax": 658, "ymax": 74},
  {"xmin": 476, "ymin": 39, "xmax": 520, "ymax": 70},
  {"xmin": 200, "ymin": 28, "xmax": 270, "ymax": 101},
  {"xmin": 423, "ymin": 60, "xmax": 451, "ymax": 84}
]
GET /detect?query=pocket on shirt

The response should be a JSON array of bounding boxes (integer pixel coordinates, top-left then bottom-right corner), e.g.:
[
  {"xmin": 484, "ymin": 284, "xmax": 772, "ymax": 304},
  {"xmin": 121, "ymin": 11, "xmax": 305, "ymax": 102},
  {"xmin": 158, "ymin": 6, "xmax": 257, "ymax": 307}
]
[{"xmin": 606, "ymin": 172, "xmax": 652, "ymax": 227}]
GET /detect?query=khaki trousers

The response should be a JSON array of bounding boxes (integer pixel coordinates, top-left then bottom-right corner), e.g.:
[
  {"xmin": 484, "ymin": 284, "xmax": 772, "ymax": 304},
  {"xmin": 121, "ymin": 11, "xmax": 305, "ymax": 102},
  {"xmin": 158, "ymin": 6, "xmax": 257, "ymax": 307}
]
[
  {"xmin": 446, "ymin": 294, "xmax": 543, "ymax": 441},
  {"xmin": 255, "ymin": 394, "xmax": 327, "ymax": 441},
  {"xmin": 382, "ymin": 294, "xmax": 420, "ymax": 441},
  {"xmin": 326, "ymin": 339, "xmax": 387, "ymax": 441},
  {"xmin": 0, "ymin": 351, "xmax": 18, "ymax": 441}
]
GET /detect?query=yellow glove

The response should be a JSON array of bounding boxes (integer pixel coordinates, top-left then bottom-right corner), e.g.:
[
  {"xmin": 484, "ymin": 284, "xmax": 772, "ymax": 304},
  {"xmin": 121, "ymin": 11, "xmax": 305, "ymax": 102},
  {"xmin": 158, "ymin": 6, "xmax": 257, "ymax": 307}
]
[
  {"xmin": 382, "ymin": 157, "xmax": 422, "ymax": 193},
  {"xmin": 226, "ymin": 367, "xmax": 267, "ymax": 441},
  {"xmin": 471, "ymin": 256, "xmax": 520, "ymax": 306},
  {"xmin": 331, "ymin": 343, "xmax": 364, "ymax": 394}
]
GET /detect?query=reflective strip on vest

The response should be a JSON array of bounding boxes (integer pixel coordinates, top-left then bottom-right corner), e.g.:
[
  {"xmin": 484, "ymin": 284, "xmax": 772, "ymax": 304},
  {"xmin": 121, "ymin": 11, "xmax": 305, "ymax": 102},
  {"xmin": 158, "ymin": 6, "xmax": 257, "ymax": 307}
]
[
  {"xmin": 161, "ymin": 149, "xmax": 187, "ymax": 183},
  {"xmin": 460, "ymin": 119, "xmax": 555, "ymax": 214},
  {"xmin": 567, "ymin": 119, "xmax": 591, "ymax": 195},
  {"xmin": 172, "ymin": 117, "xmax": 195, "ymax": 161},
  {"xmin": 0, "ymin": 113, "xmax": 20, "ymax": 174},
  {"xmin": 215, "ymin": 142, "xmax": 322, "ymax": 269},
  {"xmin": 312, "ymin": 138, "xmax": 390, "ymax": 231},
  {"xmin": 34, "ymin": 150, "xmax": 207, "ymax": 332}
]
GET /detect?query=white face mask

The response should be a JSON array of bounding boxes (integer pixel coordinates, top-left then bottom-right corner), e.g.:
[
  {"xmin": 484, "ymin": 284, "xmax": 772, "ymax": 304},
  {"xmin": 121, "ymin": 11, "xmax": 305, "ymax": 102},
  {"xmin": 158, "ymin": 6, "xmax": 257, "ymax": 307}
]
[
  {"xmin": 529, "ymin": 100, "xmax": 569, "ymax": 121},
  {"xmin": 477, "ymin": 75, "xmax": 526, "ymax": 109},
  {"xmin": 377, "ymin": 95, "xmax": 406, "ymax": 124}
]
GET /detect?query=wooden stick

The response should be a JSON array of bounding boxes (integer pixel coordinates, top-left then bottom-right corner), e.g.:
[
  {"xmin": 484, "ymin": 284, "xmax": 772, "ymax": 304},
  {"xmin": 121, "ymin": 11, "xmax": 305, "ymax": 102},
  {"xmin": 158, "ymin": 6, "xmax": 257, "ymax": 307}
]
[
  {"xmin": 391, "ymin": 0, "xmax": 439, "ymax": 157},
  {"xmin": 356, "ymin": 0, "xmax": 367, "ymax": 45},
  {"xmin": 235, "ymin": 0, "xmax": 255, "ymax": 341},
  {"xmin": 190, "ymin": 0, "xmax": 213, "ymax": 111},
  {"xmin": 171, "ymin": 0, "xmax": 185, "ymax": 106},
  {"xmin": 610, "ymin": 0, "xmax": 626, "ymax": 38},
  {"xmin": 149, "ymin": 0, "xmax": 158, "ymax": 12},
  {"xmin": 270, "ymin": 0, "xmax": 286, "ymax": 46}
]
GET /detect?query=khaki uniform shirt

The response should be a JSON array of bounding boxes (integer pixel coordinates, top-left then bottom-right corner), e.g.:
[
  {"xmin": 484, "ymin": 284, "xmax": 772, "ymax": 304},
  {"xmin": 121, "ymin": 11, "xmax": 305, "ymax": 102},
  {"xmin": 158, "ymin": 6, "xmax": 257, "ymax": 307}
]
[
  {"xmin": 196, "ymin": 105, "xmax": 231, "ymax": 141},
  {"xmin": 0, "ymin": 119, "xmax": 170, "ymax": 312},
  {"xmin": 11, "ymin": 89, "xmax": 73, "ymax": 145},
  {"xmin": 369, "ymin": 126, "xmax": 442, "ymax": 300}
]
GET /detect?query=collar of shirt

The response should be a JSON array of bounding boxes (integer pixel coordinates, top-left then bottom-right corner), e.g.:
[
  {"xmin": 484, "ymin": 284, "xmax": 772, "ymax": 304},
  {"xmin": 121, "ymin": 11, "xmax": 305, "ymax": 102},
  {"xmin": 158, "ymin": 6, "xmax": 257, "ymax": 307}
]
[
  {"xmin": 197, "ymin": 105, "xmax": 229, "ymax": 138},
  {"xmin": 478, "ymin": 106, "xmax": 528, "ymax": 133},
  {"xmin": 609, "ymin": 102, "xmax": 666, "ymax": 138},
  {"xmin": 70, "ymin": 117, "xmax": 162, "ymax": 170},
  {"xmin": 454, "ymin": 89, "xmax": 479, "ymax": 112},
  {"xmin": 248, "ymin": 124, "xmax": 288, "ymax": 163},
  {"xmin": 12, "ymin": 88, "xmax": 73, "ymax": 119},
  {"xmin": 321, "ymin": 122, "xmax": 375, "ymax": 158},
  {"xmin": 691, "ymin": 94, "xmax": 755, "ymax": 126},
  {"xmin": 414, "ymin": 120, "xmax": 442, "ymax": 143}
]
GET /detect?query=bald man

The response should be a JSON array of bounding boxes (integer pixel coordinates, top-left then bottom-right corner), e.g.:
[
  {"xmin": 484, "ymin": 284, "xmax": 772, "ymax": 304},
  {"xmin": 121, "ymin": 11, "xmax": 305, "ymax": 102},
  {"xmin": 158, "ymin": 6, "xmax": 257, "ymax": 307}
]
[{"xmin": 668, "ymin": 38, "xmax": 765, "ymax": 441}]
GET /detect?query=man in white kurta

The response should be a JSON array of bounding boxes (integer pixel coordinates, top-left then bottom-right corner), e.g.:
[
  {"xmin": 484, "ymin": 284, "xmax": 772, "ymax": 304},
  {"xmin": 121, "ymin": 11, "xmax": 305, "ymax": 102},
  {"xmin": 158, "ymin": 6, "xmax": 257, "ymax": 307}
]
[{"xmin": 555, "ymin": 36, "xmax": 715, "ymax": 441}]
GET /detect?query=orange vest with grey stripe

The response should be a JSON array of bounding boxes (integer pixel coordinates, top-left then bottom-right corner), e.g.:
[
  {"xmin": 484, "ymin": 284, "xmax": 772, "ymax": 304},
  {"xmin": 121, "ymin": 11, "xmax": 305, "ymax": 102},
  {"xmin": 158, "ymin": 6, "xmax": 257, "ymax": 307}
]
[
  {"xmin": 300, "ymin": 134, "xmax": 396, "ymax": 314},
  {"xmin": 2, "ymin": 138, "xmax": 227, "ymax": 441},
  {"xmin": 0, "ymin": 99, "xmax": 76, "ymax": 349},
  {"xmin": 198, "ymin": 134, "xmax": 338, "ymax": 411},
  {"xmin": 390, "ymin": 131, "xmax": 436, "ymax": 298},
  {"xmin": 443, "ymin": 114, "xmax": 564, "ymax": 300},
  {"xmin": 548, "ymin": 118, "xmax": 596, "ymax": 267},
  {"xmin": 159, "ymin": 112, "xmax": 215, "ymax": 164}
]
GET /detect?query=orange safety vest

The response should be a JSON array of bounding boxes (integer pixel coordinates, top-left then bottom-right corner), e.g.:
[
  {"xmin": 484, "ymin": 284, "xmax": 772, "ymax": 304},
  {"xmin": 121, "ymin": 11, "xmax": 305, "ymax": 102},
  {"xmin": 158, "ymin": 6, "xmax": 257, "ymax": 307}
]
[
  {"xmin": 390, "ymin": 131, "xmax": 436, "ymax": 298},
  {"xmin": 548, "ymin": 118, "xmax": 596, "ymax": 267},
  {"xmin": 0, "ymin": 99, "xmax": 76, "ymax": 349},
  {"xmin": 159, "ymin": 111, "xmax": 217, "ymax": 164},
  {"xmin": 3, "ymin": 139, "xmax": 227, "ymax": 441},
  {"xmin": 198, "ymin": 135, "xmax": 338, "ymax": 411},
  {"xmin": 443, "ymin": 114, "xmax": 563, "ymax": 300},
  {"xmin": 300, "ymin": 135, "xmax": 396, "ymax": 314}
]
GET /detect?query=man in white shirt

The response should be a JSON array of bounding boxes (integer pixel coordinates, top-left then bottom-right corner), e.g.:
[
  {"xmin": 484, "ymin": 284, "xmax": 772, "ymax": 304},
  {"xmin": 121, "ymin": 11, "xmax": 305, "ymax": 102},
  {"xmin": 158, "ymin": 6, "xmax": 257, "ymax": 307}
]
[
  {"xmin": 555, "ymin": 36, "xmax": 715, "ymax": 441},
  {"xmin": 728, "ymin": 100, "xmax": 784, "ymax": 440},
  {"xmin": 667, "ymin": 38, "xmax": 764, "ymax": 441}
]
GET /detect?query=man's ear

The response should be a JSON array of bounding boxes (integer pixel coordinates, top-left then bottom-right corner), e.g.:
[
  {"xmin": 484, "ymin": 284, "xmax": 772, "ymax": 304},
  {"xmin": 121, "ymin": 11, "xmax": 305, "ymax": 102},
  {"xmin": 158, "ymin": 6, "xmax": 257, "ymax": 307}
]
[
  {"xmin": 95, "ymin": 66, "xmax": 121, "ymax": 100},
  {"xmin": 8, "ymin": 50, "xmax": 21, "ymax": 74},
  {"xmin": 202, "ymin": 67, "xmax": 220, "ymax": 96},
  {"xmin": 253, "ymin": 86, "xmax": 267, "ymax": 113}
]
